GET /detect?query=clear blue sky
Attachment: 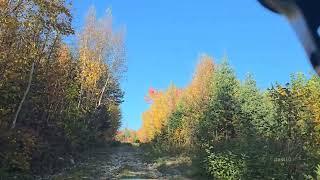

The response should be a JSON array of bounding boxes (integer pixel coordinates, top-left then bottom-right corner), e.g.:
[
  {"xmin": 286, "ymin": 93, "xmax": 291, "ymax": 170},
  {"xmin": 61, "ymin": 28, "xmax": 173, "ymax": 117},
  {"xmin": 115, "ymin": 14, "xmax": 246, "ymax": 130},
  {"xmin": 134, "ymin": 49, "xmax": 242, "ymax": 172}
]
[{"xmin": 72, "ymin": 0, "xmax": 313, "ymax": 130}]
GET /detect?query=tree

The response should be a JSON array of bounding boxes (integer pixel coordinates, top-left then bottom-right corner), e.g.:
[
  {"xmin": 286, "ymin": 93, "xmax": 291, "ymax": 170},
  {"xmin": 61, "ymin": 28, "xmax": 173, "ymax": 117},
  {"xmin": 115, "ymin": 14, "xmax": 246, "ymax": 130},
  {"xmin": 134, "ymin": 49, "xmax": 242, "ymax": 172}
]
[
  {"xmin": 0, "ymin": 0, "xmax": 74, "ymax": 128},
  {"xmin": 0, "ymin": 3, "xmax": 126, "ymax": 175},
  {"xmin": 141, "ymin": 56, "xmax": 320, "ymax": 179},
  {"xmin": 77, "ymin": 7, "xmax": 126, "ymax": 109},
  {"xmin": 265, "ymin": 74, "xmax": 319, "ymax": 178},
  {"xmin": 139, "ymin": 84, "xmax": 182, "ymax": 142},
  {"xmin": 178, "ymin": 55, "xmax": 215, "ymax": 147},
  {"xmin": 236, "ymin": 74, "xmax": 272, "ymax": 138},
  {"xmin": 199, "ymin": 59, "xmax": 240, "ymax": 143},
  {"xmin": 305, "ymin": 75, "xmax": 320, "ymax": 146}
]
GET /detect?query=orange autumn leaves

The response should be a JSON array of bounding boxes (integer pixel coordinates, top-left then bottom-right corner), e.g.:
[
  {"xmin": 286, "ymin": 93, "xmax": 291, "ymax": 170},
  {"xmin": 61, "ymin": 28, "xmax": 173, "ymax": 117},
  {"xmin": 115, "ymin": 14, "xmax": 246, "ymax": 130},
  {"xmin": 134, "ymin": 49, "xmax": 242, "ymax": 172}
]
[{"xmin": 137, "ymin": 55, "xmax": 215, "ymax": 142}]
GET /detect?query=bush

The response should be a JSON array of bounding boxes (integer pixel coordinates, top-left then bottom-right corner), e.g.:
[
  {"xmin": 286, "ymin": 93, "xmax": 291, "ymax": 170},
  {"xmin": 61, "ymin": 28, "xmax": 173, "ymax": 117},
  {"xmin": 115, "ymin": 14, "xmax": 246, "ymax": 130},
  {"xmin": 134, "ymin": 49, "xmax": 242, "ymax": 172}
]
[
  {"xmin": 204, "ymin": 147, "xmax": 247, "ymax": 179},
  {"xmin": 0, "ymin": 129, "xmax": 36, "ymax": 173}
]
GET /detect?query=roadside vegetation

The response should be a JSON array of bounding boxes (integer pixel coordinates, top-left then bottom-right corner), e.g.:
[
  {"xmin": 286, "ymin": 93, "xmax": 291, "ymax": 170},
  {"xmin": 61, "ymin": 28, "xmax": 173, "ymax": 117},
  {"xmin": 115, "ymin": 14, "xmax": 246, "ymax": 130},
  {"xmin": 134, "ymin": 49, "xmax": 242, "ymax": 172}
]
[
  {"xmin": 0, "ymin": 1, "xmax": 125, "ymax": 178},
  {"xmin": 137, "ymin": 55, "xmax": 320, "ymax": 179},
  {"xmin": 2, "ymin": 1, "xmax": 320, "ymax": 179}
]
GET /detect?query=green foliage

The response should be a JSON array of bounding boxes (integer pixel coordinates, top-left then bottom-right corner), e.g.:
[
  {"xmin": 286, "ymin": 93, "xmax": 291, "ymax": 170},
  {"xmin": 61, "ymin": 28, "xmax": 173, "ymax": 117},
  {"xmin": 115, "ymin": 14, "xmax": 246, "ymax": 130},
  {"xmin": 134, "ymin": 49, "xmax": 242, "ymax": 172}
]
[
  {"xmin": 0, "ymin": 129, "xmax": 36, "ymax": 173},
  {"xmin": 0, "ymin": 2, "xmax": 125, "ymax": 176},
  {"xmin": 304, "ymin": 164, "xmax": 320, "ymax": 179},
  {"xmin": 167, "ymin": 105, "xmax": 185, "ymax": 133},
  {"xmin": 205, "ymin": 148, "xmax": 247, "ymax": 179},
  {"xmin": 146, "ymin": 58, "xmax": 320, "ymax": 179},
  {"xmin": 316, "ymin": 164, "xmax": 320, "ymax": 179},
  {"xmin": 198, "ymin": 60, "xmax": 240, "ymax": 143}
]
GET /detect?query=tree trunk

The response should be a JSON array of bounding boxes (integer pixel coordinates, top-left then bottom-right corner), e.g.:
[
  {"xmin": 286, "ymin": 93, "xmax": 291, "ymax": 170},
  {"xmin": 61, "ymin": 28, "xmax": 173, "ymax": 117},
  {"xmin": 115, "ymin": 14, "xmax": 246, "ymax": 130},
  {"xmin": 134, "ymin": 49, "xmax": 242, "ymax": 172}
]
[
  {"xmin": 77, "ymin": 84, "xmax": 83, "ymax": 108},
  {"xmin": 96, "ymin": 76, "xmax": 110, "ymax": 108},
  {"xmin": 11, "ymin": 62, "xmax": 35, "ymax": 129}
]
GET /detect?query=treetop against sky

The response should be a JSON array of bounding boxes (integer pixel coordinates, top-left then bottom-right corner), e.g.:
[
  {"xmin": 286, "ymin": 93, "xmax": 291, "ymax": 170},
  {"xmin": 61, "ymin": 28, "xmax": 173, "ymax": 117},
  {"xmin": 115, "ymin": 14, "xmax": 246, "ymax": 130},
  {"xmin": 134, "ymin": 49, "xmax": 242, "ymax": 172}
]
[{"xmin": 72, "ymin": 1, "xmax": 312, "ymax": 130}]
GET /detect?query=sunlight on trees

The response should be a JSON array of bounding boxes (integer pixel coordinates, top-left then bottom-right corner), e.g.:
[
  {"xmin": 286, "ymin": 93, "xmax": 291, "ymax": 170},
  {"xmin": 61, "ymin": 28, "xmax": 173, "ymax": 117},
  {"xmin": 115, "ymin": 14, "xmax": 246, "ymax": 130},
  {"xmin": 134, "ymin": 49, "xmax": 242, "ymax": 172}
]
[
  {"xmin": 1, "ymin": 1, "xmax": 320, "ymax": 179},
  {"xmin": 0, "ymin": 2, "xmax": 126, "ymax": 177},
  {"xmin": 138, "ymin": 56, "xmax": 320, "ymax": 179}
]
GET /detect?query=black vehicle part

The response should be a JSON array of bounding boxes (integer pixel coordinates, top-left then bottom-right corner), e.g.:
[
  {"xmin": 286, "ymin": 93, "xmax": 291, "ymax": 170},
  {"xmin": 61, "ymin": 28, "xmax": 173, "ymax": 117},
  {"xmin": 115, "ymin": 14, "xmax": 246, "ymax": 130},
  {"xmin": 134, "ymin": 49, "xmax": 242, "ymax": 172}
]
[{"xmin": 258, "ymin": 0, "xmax": 320, "ymax": 74}]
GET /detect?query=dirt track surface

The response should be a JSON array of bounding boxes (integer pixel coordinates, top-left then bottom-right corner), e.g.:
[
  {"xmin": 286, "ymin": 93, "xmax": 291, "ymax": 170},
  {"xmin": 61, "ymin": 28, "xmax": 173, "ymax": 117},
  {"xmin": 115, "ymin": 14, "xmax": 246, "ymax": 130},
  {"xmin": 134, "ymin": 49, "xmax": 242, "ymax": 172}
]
[{"xmin": 45, "ymin": 144, "xmax": 191, "ymax": 180}]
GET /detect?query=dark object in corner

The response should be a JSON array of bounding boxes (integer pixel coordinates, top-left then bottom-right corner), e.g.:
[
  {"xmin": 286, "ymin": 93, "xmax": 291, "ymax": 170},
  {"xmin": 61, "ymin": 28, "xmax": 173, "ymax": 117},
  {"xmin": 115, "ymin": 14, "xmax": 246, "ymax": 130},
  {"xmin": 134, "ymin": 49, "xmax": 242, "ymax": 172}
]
[{"xmin": 258, "ymin": 0, "xmax": 320, "ymax": 75}]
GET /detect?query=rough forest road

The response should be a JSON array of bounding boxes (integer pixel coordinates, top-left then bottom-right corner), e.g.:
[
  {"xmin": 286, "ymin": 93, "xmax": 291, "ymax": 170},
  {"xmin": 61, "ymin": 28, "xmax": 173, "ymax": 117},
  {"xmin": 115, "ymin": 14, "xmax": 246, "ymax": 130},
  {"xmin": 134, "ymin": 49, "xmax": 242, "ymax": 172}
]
[{"xmin": 43, "ymin": 144, "xmax": 193, "ymax": 180}]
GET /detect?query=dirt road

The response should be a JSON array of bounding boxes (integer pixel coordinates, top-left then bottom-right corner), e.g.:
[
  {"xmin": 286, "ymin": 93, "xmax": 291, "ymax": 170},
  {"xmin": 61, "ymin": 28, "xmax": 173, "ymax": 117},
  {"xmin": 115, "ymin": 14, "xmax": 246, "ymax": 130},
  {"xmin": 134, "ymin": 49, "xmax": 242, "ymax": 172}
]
[{"xmin": 47, "ymin": 144, "xmax": 191, "ymax": 179}]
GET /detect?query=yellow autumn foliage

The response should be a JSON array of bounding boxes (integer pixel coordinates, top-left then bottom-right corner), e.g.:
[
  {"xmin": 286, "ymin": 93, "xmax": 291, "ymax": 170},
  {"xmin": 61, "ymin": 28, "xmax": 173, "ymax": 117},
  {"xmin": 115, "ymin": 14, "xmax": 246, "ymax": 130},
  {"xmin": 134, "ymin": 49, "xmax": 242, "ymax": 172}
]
[
  {"xmin": 138, "ymin": 85, "xmax": 182, "ymax": 142},
  {"xmin": 138, "ymin": 55, "xmax": 215, "ymax": 143}
]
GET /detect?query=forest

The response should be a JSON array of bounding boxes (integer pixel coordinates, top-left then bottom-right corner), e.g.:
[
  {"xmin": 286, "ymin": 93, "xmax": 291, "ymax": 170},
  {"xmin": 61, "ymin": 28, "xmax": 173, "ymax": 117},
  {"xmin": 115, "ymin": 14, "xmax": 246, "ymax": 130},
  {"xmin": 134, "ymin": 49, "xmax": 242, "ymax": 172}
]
[
  {"xmin": 0, "ymin": 0, "xmax": 126, "ymax": 178},
  {"xmin": 1, "ymin": 0, "xmax": 320, "ymax": 179},
  {"xmin": 136, "ymin": 56, "xmax": 320, "ymax": 179}
]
